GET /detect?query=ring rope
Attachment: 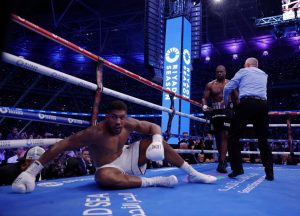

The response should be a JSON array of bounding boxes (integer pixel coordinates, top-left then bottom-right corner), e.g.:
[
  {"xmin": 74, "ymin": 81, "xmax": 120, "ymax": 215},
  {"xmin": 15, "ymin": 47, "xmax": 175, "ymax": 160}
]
[
  {"xmin": 167, "ymin": 134, "xmax": 300, "ymax": 143},
  {"xmin": 176, "ymin": 149, "xmax": 300, "ymax": 156},
  {"xmin": 2, "ymin": 106, "xmax": 300, "ymax": 128},
  {"xmin": 0, "ymin": 107, "xmax": 89, "ymax": 127},
  {"xmin": 0, "ymin": 107, "xmax": 164, "ymax": 118},
  {"xmin": 269, "ymin": 111, "xmax": 300, "ymax": 116},
  {"xmin": 1, "ymin": 52, "xmax": 206, "ymax": 123},
  {"xmin": 0, "ymin": 139, "xmax": 63, "ymax": 149},
  {"xmin": 2, "ymin": 138, "xmax": 299, "ymax": 157},
  {"xmin": 2, "ymin": 106, "xmax": 300, "ymax": 126},
  {"xmin": 246, "ymin": 124, "xmax": 300, "ymax": 128},
  {"xmin": 11, "ymin": 14, "xmax": 202, "ymax": 108}
]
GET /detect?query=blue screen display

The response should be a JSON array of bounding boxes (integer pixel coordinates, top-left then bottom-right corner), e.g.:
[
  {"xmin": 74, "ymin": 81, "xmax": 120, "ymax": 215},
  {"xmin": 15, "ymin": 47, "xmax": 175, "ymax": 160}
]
[
  {"xmin": 180, "ymin": 17, "xmax": 191, "ymax": 135},
  {"xmin": 161, "ymin": 17, "xmax": 182, "ymax": 144},
  {"xmin": 161, "ymin": 17, "xmax": 192, "ymax": 144}
]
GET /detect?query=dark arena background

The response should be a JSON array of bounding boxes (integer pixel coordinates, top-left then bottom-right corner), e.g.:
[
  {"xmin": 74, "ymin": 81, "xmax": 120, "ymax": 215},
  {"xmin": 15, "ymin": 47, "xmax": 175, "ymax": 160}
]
[{"xmin": 0, "ymin": 1, "xmax": 300, "ymax": 215}]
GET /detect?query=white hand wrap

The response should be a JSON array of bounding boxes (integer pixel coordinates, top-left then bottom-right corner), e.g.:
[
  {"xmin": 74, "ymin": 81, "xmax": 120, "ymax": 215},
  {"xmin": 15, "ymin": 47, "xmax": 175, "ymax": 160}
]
[
  {"xmin": 12, "ymin": 160, "xmax": 44, "ymax": 193},
  {"xmin": 146, "ymin": 134, "xmax": 164, "ymax": 161},
  {"xmin": 202, "ymin": 105, "xmax": 209, "ymax": 112}
]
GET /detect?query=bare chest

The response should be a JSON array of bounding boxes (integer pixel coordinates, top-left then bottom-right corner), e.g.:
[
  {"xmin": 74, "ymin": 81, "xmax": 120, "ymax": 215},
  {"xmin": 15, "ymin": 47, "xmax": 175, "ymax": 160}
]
[
  {"xmin": 88, "ymin": 131, "xmax": 130, "ymax": 166},
  {"xmin": 210, "ymin": 82, "xmax": 226, "ymax": 100},
  {"xmin": 90, "ymin": 135, "xmax": 127, "ymax": 152}
]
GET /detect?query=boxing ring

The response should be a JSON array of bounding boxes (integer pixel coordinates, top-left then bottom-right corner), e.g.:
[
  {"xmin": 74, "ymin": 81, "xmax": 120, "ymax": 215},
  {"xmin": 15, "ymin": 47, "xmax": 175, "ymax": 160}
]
[
  {"xmin": 1, "ymin": 14, "xmax": 300, "ymax": 216},
  {"xmin": 0, "ymin": 163, "xmax": 300, "ymax": 216}
]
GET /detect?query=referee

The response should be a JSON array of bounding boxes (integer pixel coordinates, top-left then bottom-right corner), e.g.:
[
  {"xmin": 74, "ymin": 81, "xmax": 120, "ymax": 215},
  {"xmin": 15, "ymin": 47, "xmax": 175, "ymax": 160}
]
[{"xmin": 223, "ymin": 57, "xmax": 274, "ymax": 181}]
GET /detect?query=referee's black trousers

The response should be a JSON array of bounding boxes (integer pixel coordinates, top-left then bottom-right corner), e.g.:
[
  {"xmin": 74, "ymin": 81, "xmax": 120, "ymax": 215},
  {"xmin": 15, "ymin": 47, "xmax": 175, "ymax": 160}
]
[{"xmin": 228, "ymin": 98, "xmax": 273, "ymax": 173}]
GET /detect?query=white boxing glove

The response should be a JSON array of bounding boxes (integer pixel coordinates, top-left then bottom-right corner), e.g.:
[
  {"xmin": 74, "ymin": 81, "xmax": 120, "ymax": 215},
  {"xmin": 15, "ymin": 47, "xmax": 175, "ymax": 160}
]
[
  {"xmin": 202, "ymin": 105, "xmax": 209, "ymax": 112},
  {"xmin": 12, "ymin": 160, "xmax": 44, "ymax": 193},
  {"xmin": 146, "ymin": 134, "xmax": 164, "ymax": 161}
]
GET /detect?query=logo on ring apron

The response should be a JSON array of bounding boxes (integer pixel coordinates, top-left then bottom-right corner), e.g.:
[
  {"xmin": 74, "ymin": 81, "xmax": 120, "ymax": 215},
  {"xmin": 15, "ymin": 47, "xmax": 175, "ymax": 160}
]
[
  {"xmin": 0, "ymin": 107, "xmax": 8, "ymax": 114},
  {"xmin": 38, "ymin": 113, "xmax": 45, "ymax": 119}
]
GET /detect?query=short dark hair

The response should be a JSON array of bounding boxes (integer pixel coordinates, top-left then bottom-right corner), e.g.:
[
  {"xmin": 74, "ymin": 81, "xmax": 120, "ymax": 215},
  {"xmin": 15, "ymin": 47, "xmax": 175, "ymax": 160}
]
[{"xmin": 106, "ymin": 100, "xmax": 128, "ymax": 113}]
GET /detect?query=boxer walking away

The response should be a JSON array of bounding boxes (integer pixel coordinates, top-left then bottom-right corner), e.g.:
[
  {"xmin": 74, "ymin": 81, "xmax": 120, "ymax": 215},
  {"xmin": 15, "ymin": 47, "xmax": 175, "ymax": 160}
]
[{"xmin": 202, "ymin": 65, "xmax": 238, "ymax": 173}]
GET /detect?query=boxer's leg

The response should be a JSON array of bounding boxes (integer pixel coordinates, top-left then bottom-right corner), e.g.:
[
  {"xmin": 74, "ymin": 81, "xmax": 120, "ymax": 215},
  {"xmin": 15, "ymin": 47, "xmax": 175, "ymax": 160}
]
[
  {"xmin": 139, "ymin": 140, "xmax": 217, "ymax": 184},
  {"xmin": 95, "ymin": 167, "xmax": 177, "ymax": 188}
]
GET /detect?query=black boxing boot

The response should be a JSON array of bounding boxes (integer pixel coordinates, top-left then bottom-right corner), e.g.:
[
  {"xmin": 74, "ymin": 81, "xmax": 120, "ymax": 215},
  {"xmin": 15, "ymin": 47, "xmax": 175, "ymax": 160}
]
[
  {"xmin": 265, "ymin": 167, "xmax": 274, "ymax": 181},
  {"xmin": 228, "ymin": 169, "xmax": 244, "ymax": 178},
  {"xmin": 217, "ymin": 160, "xmax": 227, "ymax": 173}
]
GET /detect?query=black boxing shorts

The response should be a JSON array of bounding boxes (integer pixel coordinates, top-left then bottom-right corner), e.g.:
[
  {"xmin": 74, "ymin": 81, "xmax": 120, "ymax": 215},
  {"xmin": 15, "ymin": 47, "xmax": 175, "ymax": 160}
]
[{"xmin": 210, "ymin": 108, "xmax": 233, "ymax": 133}]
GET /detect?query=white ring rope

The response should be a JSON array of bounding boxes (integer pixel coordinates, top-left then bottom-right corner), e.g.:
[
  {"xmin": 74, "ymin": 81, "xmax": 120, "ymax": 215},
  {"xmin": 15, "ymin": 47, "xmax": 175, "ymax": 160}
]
[
  {"xmin": 2, "ymin": 138, "xmax": 299, "ymax": 157},
  {"xmin": 247, "ymin": 124, "xmax": 300, "ymax": 128},
  {"xmin": 1, "ymin": 52, "xmax": 206, "ymax": 123},
  {"xmin": 0, "ymin": 138, "xmax": 63, "ymax": 149},
  {"xmin": 176, "ymin": 149, "xmax": 300, "ymax": 156}
]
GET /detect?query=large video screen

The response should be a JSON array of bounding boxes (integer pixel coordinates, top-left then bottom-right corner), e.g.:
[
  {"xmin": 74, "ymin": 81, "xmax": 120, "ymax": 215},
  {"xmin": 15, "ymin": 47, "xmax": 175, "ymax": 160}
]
[
  {"xmin": 161, "ymin": 17, "xmax": 182, "ymax": 144},
  {"xmin": 179, "ymin": 18, "xmax": 191, "ymax": 137},
  {"xmin": 161, "ymin": 17, "xmax": 192, "ymax": 145},
  {"xmin": 282, "ymin": 0, "xmax": 300, "ymax": 20}
]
